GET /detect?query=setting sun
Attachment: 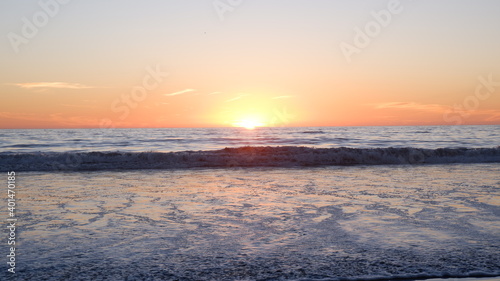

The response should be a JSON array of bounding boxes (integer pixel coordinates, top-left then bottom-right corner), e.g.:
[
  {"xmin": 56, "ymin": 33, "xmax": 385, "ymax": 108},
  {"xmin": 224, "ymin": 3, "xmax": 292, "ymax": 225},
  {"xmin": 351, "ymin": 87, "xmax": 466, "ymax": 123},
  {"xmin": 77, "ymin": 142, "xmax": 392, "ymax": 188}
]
[
  {"xmin": 232, "ymin": 115, "xmax": 267, "ymax": 130},
  {"xmin": 208, "ymin": 93, "xmax": 301, "ymax": 129}
]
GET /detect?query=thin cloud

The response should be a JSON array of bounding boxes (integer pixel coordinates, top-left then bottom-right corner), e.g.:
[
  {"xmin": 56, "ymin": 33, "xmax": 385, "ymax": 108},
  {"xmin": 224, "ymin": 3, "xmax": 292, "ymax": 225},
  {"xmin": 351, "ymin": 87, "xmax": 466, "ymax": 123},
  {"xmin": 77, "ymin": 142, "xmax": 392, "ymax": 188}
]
[
  {"xmin": 225, "ymin": 93, "xmax": 249, "ymax": 103},
  {"xmin": 370, "ymin": 102, "xmax": 500, "ymax": 122},
  {"xmin": 477, "ymin": 110, "xmax": 500, "ymax": 121},
  {"xmin": 374, "ymin": 102, "xmax": 500, "ymax": 122},
  {"xmin": 9, "ymin": 82, "xmax": 94, "ymax": 89},
  {"xmin": 164, "ymin": 89, "xmax": 195, "ymax": 97},
  {"xmin": 0, "ymin": 111, "xmax": 42, "ymax": 122},
  {"xmin": 60, "ymin": 104, "xmax": 97, "ymax": 109},
  {"xmin": 225, "ymin": 96, "xmax": 242, "ymax": 103},
  {"xmin": 155, "ymin": 102, "xmax": 170, "ymax": 106},
  {"xmin": 0, "ymin": 111, "xmax": 98, "ymax": 126},
  {"xmin": 208, "ymin": 91, "xmax": 222, "ymax": 95},
  {"xmin": 373, "ymin": 102, "xmax": 449, "ymax": 113}
]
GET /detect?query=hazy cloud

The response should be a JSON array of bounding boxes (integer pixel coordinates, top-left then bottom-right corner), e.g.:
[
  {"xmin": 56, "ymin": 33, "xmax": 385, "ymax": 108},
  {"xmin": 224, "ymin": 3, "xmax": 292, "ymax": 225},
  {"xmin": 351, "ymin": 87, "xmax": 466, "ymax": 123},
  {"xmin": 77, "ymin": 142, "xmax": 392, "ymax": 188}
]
[
  {"xmin": 9, "ymin": 82, "xmax": 94, "ymax": 90},
  {"xmin": 225, "ymin": 93, "xmax": 249, "ymax": 103},
  {"xmin": 164, "ymin": 89, "xmax": 195, "ymax": 97},
  {"xmin": 60, "ymin": 104, "xmax": 97, "ymax": 109},
  {"xmin": 0, "ymin": 111, "xmax": 98, "ymax": 126},
  {"xmin": 478, "ymin": 110, "xmax": 500, "ymax": 121},
  {"xmin": 373, "ymin": 102, "xmax": 449, "ymax": 112},
  {"xmin": 373, "ymin": 102, "xmax": 500, "ymax": 122}
]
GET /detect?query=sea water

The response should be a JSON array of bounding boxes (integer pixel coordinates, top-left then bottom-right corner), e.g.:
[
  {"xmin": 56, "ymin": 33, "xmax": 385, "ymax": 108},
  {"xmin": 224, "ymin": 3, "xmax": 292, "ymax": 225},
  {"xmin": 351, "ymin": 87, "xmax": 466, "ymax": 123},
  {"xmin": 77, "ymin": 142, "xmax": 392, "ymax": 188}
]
[
  {"xmin": 0, "ymin": 126, "xmax": 499, "ymax": 280},
  {"xmin": 1, "ymin": 125, "xmax": 499, "ymax": 153}
]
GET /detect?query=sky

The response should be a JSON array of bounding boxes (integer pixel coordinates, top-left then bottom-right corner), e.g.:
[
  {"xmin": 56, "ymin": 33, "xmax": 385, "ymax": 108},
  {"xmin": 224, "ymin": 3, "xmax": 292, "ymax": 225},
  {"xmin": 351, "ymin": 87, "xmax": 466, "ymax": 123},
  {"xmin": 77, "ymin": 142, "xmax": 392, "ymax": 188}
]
[{"xmin": 1, "ymin": 0, "xmax": 500, "ymax": 129}]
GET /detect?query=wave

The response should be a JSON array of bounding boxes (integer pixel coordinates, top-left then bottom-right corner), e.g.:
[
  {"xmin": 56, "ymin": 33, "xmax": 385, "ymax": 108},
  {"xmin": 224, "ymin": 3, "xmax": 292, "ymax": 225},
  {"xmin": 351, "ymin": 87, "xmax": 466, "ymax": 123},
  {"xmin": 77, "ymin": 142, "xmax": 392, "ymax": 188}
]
[
  {"xmin": 301, "ymin": 130, "xmax": 325, "ymax": 134},
  {"xmin": 1, "ymin": 146, "xmax": 499, "ymax": 172}
]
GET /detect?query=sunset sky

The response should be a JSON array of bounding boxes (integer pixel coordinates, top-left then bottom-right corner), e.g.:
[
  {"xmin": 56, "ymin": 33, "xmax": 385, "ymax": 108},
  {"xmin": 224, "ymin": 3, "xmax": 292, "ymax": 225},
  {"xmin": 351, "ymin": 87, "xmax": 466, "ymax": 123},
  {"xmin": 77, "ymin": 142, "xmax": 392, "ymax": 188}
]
[{"xmin": 1, "ymin": 0, "xmax": 500, "ymax": 129}]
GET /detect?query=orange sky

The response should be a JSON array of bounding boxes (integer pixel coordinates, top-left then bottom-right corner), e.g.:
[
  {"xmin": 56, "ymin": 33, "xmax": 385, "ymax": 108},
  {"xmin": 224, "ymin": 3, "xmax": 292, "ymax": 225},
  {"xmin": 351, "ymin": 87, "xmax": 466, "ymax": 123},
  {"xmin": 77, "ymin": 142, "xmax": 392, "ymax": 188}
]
[{"xmin": 1, "ymin": 1, "xmax": 500, "ymax": 129}]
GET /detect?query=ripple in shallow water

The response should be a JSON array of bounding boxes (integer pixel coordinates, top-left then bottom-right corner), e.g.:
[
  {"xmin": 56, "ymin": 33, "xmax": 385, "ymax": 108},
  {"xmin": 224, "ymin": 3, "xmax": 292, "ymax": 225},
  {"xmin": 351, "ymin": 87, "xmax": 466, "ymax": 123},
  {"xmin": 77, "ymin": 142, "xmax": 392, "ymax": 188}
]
[{"xmin": 3, "ymin": 164, "xmax": 499, "ymax": 280}]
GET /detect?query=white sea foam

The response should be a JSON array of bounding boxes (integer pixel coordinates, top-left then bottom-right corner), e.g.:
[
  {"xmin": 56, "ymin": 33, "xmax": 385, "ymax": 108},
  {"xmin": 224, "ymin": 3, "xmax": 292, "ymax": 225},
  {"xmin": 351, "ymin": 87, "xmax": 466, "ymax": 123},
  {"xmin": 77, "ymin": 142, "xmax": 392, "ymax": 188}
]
[{"xmin": 3, "ymin": 165, "xmax": 498, "ymax": 280}]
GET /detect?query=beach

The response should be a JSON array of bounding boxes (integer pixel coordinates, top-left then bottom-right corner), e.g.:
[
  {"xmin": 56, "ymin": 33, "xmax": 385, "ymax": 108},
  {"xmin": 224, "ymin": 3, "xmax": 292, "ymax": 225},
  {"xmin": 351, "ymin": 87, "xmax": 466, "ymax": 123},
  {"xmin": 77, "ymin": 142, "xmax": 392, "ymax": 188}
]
[{"xmin": 3, "ymin": 163, "xmax": 498, "ymax": 280}]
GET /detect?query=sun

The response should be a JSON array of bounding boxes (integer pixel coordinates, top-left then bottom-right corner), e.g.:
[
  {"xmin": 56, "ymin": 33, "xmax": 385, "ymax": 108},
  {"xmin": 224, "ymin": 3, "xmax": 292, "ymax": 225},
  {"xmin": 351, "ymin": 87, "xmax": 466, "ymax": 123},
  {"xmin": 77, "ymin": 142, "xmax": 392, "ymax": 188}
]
[{"xmin": 232, "ymin": 115, "xmax": 267, "ymax": 130}]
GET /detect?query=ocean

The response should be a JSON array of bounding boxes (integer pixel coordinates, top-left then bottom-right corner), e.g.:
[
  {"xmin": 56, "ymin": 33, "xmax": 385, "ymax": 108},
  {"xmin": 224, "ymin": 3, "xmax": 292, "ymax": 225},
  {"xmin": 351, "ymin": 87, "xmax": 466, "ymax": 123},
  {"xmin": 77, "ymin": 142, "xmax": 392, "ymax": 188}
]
[{"xmin": 0, "ymin": 125, "xmax": 499, "ymax": 280}]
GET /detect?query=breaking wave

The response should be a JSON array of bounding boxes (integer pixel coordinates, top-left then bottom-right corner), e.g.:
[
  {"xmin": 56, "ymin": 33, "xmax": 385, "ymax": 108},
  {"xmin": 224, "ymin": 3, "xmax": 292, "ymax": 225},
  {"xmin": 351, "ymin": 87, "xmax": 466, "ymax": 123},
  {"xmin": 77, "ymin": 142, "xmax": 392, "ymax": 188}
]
[{"xmin": 1, "ymin": 146, "xmax": 499, "ymax": 172}]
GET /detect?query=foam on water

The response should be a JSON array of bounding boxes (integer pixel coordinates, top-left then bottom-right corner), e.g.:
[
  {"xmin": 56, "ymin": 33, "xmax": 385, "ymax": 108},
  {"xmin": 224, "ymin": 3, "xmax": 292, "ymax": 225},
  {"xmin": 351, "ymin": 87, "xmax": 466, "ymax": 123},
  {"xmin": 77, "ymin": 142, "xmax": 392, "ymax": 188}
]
[{"xmin": 2, "ymin": 164, "xmax": 498, "ymax": 280}]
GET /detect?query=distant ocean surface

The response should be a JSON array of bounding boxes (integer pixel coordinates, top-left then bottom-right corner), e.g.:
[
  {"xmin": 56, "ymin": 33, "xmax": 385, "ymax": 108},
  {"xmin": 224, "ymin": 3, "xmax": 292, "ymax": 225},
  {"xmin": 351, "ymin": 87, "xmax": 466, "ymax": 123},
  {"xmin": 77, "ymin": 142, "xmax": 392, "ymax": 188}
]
[
  {"xmin": 1, "ymin": 125, "xmax": 499, "ymax": 280},
  {"xmin": 2, "ymin": 125, "xmax": 500, "ymax": 153}
]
